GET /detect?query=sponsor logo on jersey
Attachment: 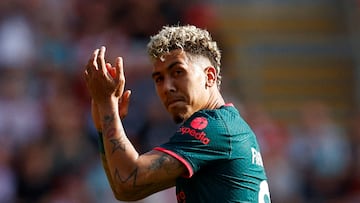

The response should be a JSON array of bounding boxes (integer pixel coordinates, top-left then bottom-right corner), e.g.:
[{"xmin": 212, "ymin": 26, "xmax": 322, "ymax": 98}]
[
  {"xmin": 251, "ymin": 147, "xmax": 264, "ymax": 167},
  {"xmin": 178, "ymin": 117, "xmax": 210, "ymax": 144},
  {"xmin": 190, "ymin": 117, "xmax": 208, "ymax": 130}
]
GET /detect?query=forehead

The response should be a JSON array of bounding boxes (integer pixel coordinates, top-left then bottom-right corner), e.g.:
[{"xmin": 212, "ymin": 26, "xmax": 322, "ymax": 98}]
[
  {"xmin": 153, "ymin": 49, "xmax": 188, "ymax": 68},
  {"xmin": 151, "ymin": 49, "xmax": 190, "ymax": 77}
]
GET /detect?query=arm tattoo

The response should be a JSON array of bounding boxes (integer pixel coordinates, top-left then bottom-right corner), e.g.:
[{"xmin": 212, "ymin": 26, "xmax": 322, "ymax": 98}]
[
  {"xmin": 114, "ymin": 167, "xmax": 153, "ymax": 188},
  {"xmin": 103, "ymin": 114, "xmax": 114, "ymax": 126},
  {"xmin": 148, "ymin": 154, "xmax": 168, "ymax": 170},
  {"xmin": 110, "ymin": 138, "xmax": 126, "ymax": 154},
  {"xmin": 115, "ymin": 167, "xmax": 138, "ymax": 185},
  {"xmin": 103, "ymin": 114, "xmax": 115, "ymax": 138},
  {"xmin": 149, "ymin": 154, "xmax": 182, "ymax": 175}
]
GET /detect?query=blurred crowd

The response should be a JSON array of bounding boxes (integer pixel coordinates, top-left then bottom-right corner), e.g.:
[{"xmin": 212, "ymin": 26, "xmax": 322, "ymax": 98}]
[
  {"xmin": 0, "ymin": 0, "xmax": 359, "ymax": 203},
  {"xmin": 241, "ymin": 101, "xmax": 360, "ymax": 203}
]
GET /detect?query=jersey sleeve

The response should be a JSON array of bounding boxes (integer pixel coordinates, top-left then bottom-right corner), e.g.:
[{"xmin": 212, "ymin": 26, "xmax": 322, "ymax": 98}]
[{"xmin": 154, "ymin": 111, "xmax": 231, "ymax": 178}]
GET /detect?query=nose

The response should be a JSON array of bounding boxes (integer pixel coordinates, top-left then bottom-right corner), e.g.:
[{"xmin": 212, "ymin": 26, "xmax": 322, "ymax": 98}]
[{"xmin": 163, "ymin": 77, "xmax": 176, "ymax": 94}]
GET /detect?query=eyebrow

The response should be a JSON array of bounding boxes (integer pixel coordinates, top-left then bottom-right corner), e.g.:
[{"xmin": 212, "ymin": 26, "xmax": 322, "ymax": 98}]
[{"xmin": 151, "ymin": 61, "xmax": 182, "ymax": 79}]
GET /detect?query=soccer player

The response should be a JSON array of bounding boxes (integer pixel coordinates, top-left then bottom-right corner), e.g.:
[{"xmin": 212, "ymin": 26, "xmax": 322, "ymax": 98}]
[{"xmin": 84, "ymin": 25, "xmax": 271, "ymax": 203}]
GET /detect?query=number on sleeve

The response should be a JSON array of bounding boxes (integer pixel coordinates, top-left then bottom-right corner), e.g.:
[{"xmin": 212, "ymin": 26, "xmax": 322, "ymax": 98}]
[{"xmin": 258, "ymin": 180, "xmax": 271, "ymax": 203}]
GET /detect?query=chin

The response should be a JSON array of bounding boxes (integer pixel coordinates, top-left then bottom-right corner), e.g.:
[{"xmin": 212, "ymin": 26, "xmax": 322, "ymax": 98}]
[
  {"xmin": 171, "ymin": 109, "xmax": 192, "ymax": 124},
  {"xmin": 172, "ymin": 115, "xmax": 185, "ymax": 124},
  {"xmin": 167, "ymin": 104, "xmax": 191, "ymax": 123},
  {"xmin": 167, "ymin": 108, "xmax": 185, "ymax": 124}
]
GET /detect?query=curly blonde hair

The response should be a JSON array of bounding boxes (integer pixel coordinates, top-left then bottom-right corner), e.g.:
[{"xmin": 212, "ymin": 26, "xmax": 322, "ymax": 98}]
[{"xmin": 147, "ymin": 25, "xmax": 222, "ymax": 87}]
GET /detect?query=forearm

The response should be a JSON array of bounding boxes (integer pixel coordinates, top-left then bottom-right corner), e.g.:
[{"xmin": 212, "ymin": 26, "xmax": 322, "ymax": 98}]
[
  {"xmin": 98, "ymin": 101, "xmax": 142, "ymax": 195},
  {"xmin": 96, "ymin": 103, "xmax": 178, "ymax": 201},
  {"xmin": 93, "ymin": 99, "xmax": 154, "ymax": 199},
  {"xmin": 93, "ymin": 101, "xmax": 118, "ymax": 192},
  {"xmin": 97, "ymin": 132, "xmax": 120, "ymax": 196}
]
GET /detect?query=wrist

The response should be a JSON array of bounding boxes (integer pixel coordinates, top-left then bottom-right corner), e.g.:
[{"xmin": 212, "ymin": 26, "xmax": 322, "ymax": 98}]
[
  {"xmin": 96, "ymin": 96, "xmax": 118, "ymax": 111},
  {"xmin": 97, "ymin": 97, "xmax": 120, "ymax": 122}
]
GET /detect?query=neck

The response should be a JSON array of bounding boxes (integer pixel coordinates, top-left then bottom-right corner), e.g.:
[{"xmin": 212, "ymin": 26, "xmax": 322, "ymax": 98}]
[{"xmin": 206, "ymin": 89, "xmax": 225, "ymax": 110}]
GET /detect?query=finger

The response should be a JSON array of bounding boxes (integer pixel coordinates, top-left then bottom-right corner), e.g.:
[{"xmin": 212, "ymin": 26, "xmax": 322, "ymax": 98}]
[
  {"xmin": 84, "ymin": 67, "xmax": 92, "ymax": 78},
  {"xmin": 119, "ymin": 90, "xmax": 132, "ymax": 119},
  {"xmin": 114, "ymin": 57, "xmax": 125, "ymax": 97},
  {"xmin": 97, "ymin": 46, "xmax": 107, "ymax": 73},
  {"xmin": 84, "ymin": 69, "xmax": 89, "ymax": 78},
  {"xmin": 123, "ymin": 90, "xmax": 131, "ymax": 105},
  {"xmin": 115, "ymin": 57, "xmax": 124, "ymax": 82},
  {"xmin": 86, "ymin": 49, "xmax": 99, "ymax": 75},
  {"xmin": 91, "ymin": 49, "xmax": 100, "ymax": 70},
  {"xmin": 106, "ymin": 63, "xmax": 116, "ymax": 78}
]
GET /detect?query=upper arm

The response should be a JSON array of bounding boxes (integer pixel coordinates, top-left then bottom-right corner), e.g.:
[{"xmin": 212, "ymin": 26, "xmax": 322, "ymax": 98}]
[
  {"xmin": 112, "ymin": 150, "xmax": 186, "ymax": 201},
  {"xmin": 138, "ymin": 150, "xmax": 187, "ymax": 183}
]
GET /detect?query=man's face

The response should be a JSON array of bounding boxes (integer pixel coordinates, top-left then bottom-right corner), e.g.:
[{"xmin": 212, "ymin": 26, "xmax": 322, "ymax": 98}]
[{"xmin": 152, "ymin": 49, "xmax": 210, "ymax": 123}]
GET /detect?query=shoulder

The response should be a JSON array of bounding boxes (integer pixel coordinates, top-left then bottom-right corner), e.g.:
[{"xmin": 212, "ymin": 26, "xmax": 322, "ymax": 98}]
[
  {"xmin": 187, "ymin": 104, "xmax": 243, "ymax": 129},
  {"xmin": 191, "ymin": 104, "xmax": 240, "ymax": 122},
  {"xmin": 176, "ymin": 105, "xmax": 245, "ymax": 143}
]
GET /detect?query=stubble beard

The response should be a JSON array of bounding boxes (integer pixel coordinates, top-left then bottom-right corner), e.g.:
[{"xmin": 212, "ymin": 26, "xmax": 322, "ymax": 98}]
[
  {"xmin": 169, "ymin": 106, "xmax": 188, "ymax": 124},
  {"xmin": 173, "ymin": 114, "xmax": 185, "ymax": 124}
]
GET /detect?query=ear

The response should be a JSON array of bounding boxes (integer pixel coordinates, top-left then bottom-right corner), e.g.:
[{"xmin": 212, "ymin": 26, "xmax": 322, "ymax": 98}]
[{"xmin": 205, "ymin": 66, "xmax": 217, "ymax": 87}]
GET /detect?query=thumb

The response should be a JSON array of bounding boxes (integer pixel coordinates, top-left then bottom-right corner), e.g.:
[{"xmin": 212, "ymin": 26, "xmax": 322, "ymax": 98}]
[{"xmin": 119, "ymin": 90, "xmax": 132, "ymax": 120}]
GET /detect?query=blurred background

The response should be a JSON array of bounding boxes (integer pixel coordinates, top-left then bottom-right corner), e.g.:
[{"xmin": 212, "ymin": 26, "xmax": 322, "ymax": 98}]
[{"xmin": 0, "ymin": 0, "xmax": 359, "ymax": 202}]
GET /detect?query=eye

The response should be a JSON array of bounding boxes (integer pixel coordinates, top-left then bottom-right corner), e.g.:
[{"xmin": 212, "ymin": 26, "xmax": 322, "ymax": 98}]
[
  {"xmin": 154, "ymin": 76, "xmax": 163, "ymax": 84},
  {"xmin": 172, "ymin": 68, "xmax": 184, "ymax": 77}
]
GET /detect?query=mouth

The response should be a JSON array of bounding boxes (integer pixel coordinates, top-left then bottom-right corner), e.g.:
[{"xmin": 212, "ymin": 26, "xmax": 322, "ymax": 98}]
[{"xmin": 165, "ymin": 97, "xmax": 185, "ymax": 108}]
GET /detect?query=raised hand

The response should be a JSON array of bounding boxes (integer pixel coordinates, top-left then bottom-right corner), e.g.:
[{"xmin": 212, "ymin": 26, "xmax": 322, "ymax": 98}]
[
  {"xmin": 84, "ymin": 46, "xmax": 125, "ymax": 105},
  {"xmin": 86, "ymin": 46, "xmax": 132, "ymax": 131}
]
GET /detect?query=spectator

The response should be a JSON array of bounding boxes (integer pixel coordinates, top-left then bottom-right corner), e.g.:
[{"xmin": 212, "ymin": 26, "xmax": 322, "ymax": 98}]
[{"xmin": 288, "ymin": 101, "xmax": 351, "ymax": 202}]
